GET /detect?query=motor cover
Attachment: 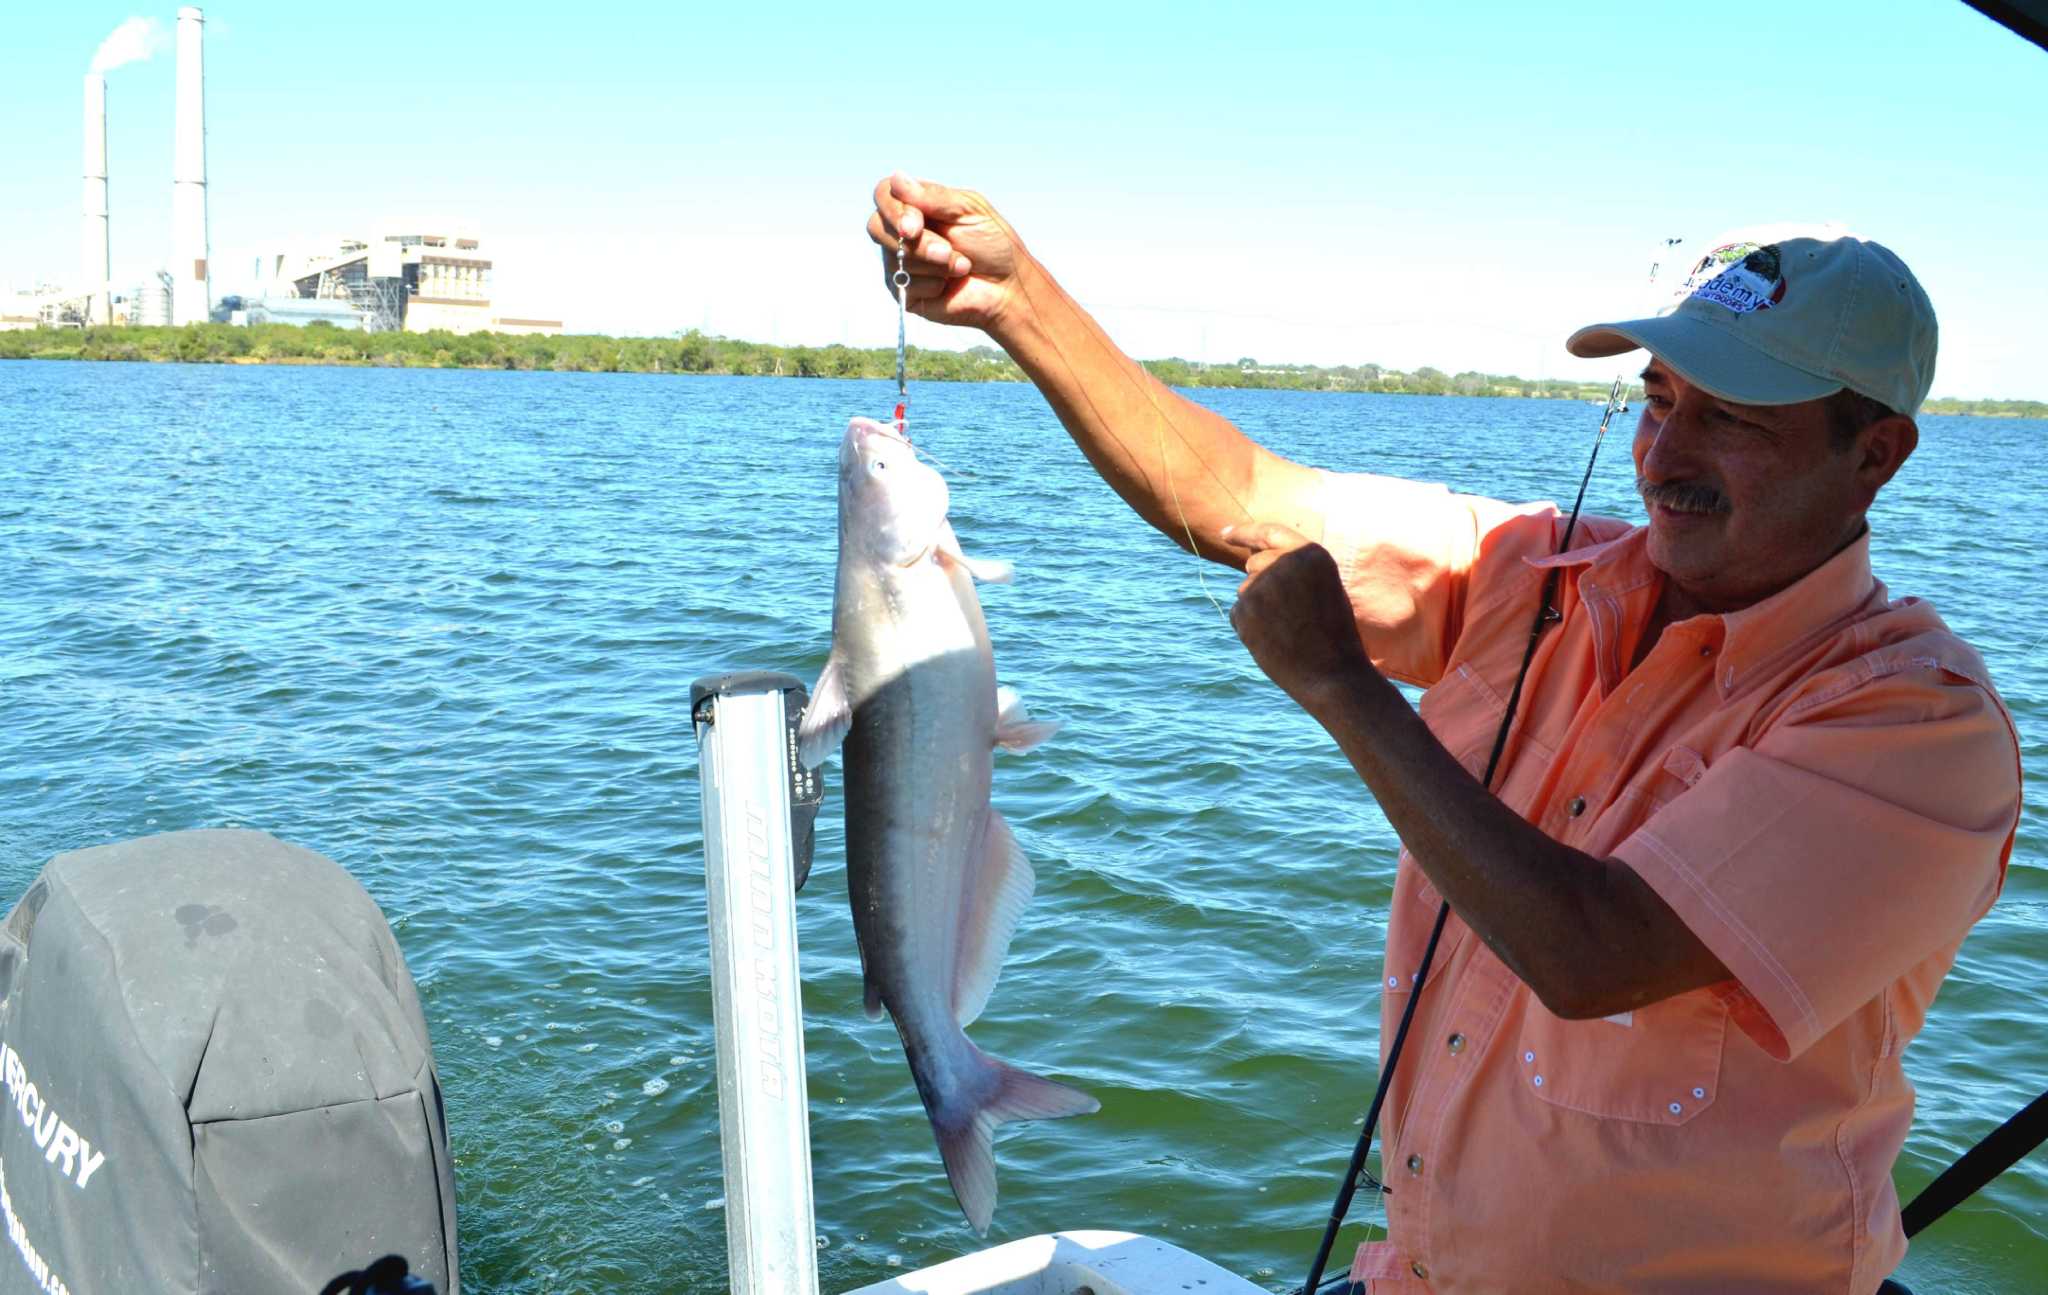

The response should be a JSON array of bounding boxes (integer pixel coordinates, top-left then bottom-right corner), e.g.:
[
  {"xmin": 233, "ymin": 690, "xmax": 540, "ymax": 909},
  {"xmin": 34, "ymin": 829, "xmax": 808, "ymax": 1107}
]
[{"xmin": 0, "ymin": 829, "xmax": 457, "ymax": 1294}]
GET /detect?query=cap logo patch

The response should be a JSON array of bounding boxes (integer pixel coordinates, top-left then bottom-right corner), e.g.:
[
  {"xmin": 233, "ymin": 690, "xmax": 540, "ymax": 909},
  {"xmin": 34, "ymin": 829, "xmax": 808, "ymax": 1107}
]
[{"xmin": 1682, "ymin": 241, "xmax": 1788, "ymax": 314}]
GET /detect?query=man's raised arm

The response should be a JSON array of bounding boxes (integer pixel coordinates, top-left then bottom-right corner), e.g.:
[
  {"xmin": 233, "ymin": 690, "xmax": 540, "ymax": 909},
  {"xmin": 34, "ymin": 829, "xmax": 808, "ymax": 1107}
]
[{"xmin": 869, "ymin": 173, "xmax": 1324, "ymax": 568}]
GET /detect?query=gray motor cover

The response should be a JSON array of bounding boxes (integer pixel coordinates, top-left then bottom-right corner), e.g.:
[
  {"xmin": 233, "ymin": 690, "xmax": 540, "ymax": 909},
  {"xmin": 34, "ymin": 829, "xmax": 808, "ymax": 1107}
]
[{"xmin": 0, "ymin": 829, "xmax": 457, "ymax": 1294}]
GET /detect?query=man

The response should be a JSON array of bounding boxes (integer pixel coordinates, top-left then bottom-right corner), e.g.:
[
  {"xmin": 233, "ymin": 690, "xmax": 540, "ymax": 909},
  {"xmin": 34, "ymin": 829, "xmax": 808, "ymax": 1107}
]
[{"xmin": 867, "ymin": 175, "xmax": 2022, "ymax": 1293}]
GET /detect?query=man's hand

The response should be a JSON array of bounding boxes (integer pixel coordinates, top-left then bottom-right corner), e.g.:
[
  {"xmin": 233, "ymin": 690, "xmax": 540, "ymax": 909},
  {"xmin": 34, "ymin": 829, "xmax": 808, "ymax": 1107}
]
[
  {"xmin": 868, "ymin": 174, "xmax": 1027, "ymax": 331},
  {"xmin": 1222, "ymin": 522, "xmax": 1374, "ymax": 713}
]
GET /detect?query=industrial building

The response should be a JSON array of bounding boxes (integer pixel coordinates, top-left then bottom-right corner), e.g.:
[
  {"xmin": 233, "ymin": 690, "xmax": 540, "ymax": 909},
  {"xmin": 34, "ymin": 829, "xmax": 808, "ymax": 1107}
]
[
  {"xmin": 248, "ymin": 233, "xmax": 561, "ymax": 335},
  {"xmin": 14, "ymin": 8, "xmax": 211, "ymax": 330},
  {"xmin": 4, "ymin": 276, "xmax": 164, "ymax": 329},
  {"xmin": 19, "ymin": 8, "xmax": 561, "ymax": 338},
  {"xmin": 171, "ymin": 6, "xmax": 208, "ymax": 327}
]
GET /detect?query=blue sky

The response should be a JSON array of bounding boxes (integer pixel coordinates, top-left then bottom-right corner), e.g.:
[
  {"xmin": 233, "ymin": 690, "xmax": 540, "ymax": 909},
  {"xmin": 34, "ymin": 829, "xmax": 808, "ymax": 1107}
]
[{"xmin": 4, "ymin": 1, "xmax": 2044, "ymax": 398}]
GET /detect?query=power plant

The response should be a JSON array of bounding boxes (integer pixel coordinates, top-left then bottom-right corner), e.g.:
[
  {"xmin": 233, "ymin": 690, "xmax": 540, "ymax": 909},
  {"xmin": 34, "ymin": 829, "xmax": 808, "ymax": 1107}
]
[
  {"xmin": 171, "ymin": 6, "xmax": 208, "ymax": 327},
  {"xmin": 81, "ymin": 73, "xmax": 111, "ymax": 326},
  {"xmin": 6, "ymin": 10, "xmax": 559, "ymax": 337},
  {"xmin": 235, "ymin": 232, "xmax": 560, "ymax": 336}
]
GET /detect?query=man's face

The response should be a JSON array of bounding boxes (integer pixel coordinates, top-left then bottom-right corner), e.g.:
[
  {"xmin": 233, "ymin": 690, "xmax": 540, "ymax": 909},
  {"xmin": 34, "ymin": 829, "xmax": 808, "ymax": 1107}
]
[{"xmin": 1632, "ymin": 361, "xmax": 1869, "ymax": 614}]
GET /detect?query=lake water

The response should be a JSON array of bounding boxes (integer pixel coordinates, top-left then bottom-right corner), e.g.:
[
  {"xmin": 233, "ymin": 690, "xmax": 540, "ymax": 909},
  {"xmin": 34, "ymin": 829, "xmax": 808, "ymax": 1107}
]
[{"xmin": 1, "ymin": 361, "xmax": 2041, "ymax": 1294}]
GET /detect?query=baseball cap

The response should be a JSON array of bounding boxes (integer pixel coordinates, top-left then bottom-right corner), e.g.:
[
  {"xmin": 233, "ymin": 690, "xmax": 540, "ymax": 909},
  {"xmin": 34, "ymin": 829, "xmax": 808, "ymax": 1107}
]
[{"xmin": 1566, "ymin": 222, "xmax": 1938, "ymax": 416}]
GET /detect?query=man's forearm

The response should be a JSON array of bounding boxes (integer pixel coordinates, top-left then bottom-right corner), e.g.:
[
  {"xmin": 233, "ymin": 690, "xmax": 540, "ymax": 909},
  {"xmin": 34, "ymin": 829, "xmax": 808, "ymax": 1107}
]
[
  {"xmin": 1310, "ymin": 665, "xmax": 1731, "ymax": 1019},
  {"xmin": 990, "ymin": 257, "xmax": 1322, "ymax": 566}
]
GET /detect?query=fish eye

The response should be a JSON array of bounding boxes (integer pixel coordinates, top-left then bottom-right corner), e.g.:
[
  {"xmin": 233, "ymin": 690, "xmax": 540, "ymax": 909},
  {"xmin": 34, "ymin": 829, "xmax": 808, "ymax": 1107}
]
[{"xmin": 871, "ymin": 459, "xmax": 887, "ymax": 472}]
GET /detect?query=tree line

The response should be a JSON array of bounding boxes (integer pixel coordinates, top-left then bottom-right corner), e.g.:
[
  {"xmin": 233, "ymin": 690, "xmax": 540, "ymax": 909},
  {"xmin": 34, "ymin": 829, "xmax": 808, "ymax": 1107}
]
[
  {"xmin": 0, "ymin": 322, "xmax": 1009, "ymax": 381},
  {"xmin": 2, "ymin": 323, "xmax": 2039, "ymax": 417}
]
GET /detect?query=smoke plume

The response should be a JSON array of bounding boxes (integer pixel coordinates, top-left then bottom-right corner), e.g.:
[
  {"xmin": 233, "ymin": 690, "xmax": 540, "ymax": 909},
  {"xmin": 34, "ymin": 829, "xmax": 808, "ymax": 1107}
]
[{"xmin": 88, "ymin": 17, "xmax": 166, "ymax": 74}]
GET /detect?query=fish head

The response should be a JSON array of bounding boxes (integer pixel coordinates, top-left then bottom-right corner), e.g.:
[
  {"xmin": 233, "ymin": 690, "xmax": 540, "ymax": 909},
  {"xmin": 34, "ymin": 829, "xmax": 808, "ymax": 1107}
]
[{"xmin": 837, "ymin": 416, "xmax": 950, "ymax": 565}]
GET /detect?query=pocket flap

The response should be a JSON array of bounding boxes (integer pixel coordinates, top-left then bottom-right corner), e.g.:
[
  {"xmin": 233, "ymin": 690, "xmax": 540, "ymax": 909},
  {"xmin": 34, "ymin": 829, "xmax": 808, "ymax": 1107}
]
[
  {"xmin": 1662, "ymin": 745, "xmax": 1708, "ymax": 789},
  {"xmin": 1517, "ymin": 990, "xmax": 1727, "ymax": 1125}
]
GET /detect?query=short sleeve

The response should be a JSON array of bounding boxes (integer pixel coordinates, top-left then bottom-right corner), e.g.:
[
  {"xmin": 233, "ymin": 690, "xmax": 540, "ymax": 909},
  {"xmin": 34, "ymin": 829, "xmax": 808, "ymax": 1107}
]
[
  {"xmin": 1611, "ymin": 660, "xmax": 2020, "ymax": 1061},
  {"xmin": 1313, "ymin": 470, "xmax": 1567, "ymax": 687}
]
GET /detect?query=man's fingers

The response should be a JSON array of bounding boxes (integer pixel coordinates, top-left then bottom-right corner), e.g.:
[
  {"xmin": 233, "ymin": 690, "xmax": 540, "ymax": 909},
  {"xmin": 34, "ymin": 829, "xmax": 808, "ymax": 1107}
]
[
  {"xmin": 889, "ymin": 172, "xmax": 983, "ymax": 227},
  {"xmin": 910, "ymin": 233, "xmax": 968, "ymax": 275},
  {"xmin": 1220, "ymin": 522, "xmax": 1313, "ymax": 555},
  {"xmin": 868, "ymin": 204, "xmax": 970, "ymax": 277},
  {"xmin": 1243, "ymin": 547, "xmax": 1284, "ymax": 580},
  {"xmin": 870, "ymin": 179, "xmax": 913, "ymax": 242},
  {"xmin": 875, "ymin": 247, "xmax": 967, "ymax": 302},
  {"xmin": 884, "ymin": 253, "xmax": 965, "ymax": 299},
  {"xmin": 872, "ymin": 172, "xmax": 965, "ymax": 242}
]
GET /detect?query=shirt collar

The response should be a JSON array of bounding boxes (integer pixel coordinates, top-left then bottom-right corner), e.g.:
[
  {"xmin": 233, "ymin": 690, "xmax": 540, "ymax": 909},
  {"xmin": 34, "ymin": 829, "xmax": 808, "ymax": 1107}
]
[
  {"xmin": 1716, "ymin": 529, "xmax": 1881, "ymax": 690},
  {"xmin": 1528, "ymin": 525, "xmax": 1882, "ymax": 694}
]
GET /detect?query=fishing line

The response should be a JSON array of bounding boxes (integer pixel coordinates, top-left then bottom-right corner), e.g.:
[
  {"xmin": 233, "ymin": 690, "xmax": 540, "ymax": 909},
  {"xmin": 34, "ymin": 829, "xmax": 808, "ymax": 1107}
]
[
  {"xmin": 1006, "ymin": 270, "xmax": 1251, "ymax": 626},
  {"xmin": 890, "ymin": 199, "xmax": 1256, "ymax": 628},
  {"xmin": 893, "ymin": 239, "xmax": 911, "ymax": 435},
  {"xmin": 1158, "ymin": 419, "xmax": 1234, "ymax": 623},
  {"xmin": 887, "ymin": 237, "xmax": 1000, "ymax": 492},
  {"xmin": 1296, "ymin": 240, "xmax": 1678, "ymax": 1295}
]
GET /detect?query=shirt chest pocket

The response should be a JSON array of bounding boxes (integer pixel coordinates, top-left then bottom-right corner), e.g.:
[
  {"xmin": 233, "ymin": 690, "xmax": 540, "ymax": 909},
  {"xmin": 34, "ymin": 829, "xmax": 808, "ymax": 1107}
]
[
  {"xmin": 1514, "ymin": 989, "xmax": 1728, "ymax": 1125},
  {"xmin": 1646, "ymin": 744, "xmax": 1708, "ymax": 811},
  {"xmin": 1588, "ymin": 744, "xmax": 1711, "ymax": 853}
]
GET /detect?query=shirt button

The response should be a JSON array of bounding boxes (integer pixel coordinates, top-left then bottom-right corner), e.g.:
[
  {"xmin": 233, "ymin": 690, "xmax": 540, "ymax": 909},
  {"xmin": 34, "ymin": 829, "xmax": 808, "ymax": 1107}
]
[
  {"xmin": 1699, "ymin": 643, "xmax": 1714, "ymax": 657},
  {"xmin": 1447, "ymin": 1033, "xmax": 1465, "ymax": 1054},
  {"xmin": 1406, "ymin": 1153, "xmax": 1424, "ymax": 1175},
  {"xmin": 1693, "ymin": 1087, "xmax": 1707, "ymax": 1099},
  {"xmin": 1412, "ymin": 1261, "xmax": 1430, "ymax": 1279},
  {"xmin": 1567, "ymin": 796, "xmax": 1586, "ymax": 817}
]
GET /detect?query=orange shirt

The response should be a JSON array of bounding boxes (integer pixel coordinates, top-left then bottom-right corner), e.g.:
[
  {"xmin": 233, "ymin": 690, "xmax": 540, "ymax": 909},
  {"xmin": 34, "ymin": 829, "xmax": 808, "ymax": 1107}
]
[{"xmin": 1313, "ymin": 472, "xmax": 2023, "ymax": 1294}]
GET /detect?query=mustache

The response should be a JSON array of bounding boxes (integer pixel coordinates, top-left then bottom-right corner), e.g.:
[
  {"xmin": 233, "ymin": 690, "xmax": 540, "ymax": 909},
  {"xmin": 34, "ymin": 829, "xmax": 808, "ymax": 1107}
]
[{"xmin": 1637, "ymin": 476, "xmax": 1730, "ymax": 515}]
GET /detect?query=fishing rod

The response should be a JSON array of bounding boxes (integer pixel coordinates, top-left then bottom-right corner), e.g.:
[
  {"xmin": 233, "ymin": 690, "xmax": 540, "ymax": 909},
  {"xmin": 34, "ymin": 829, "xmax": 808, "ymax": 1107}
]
[
  {"xmin": 1296, "ymin": 240, "xmax": 1679, "ymax": 1295},
  {"xmin": 1295, "ymin": 378, "xmax": 1628, "ymax": 1295},
  {"xmin": 1903, "ymin": 1087, "xmax": 2048, "ymax": 1237}
]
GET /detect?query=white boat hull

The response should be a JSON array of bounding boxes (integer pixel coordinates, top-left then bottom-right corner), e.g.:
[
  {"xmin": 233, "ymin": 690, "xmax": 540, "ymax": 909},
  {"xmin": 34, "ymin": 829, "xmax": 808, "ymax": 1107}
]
[{"xmin": 842, "ymin": 1231, "xmax": 1269, "ymax": 1295}]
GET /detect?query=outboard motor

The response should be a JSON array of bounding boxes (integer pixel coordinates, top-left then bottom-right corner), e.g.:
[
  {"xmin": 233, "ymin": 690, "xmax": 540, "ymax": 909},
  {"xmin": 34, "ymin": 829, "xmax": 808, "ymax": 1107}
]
[{"xmin": 0, "ymin": 830, "xmax": 457, "ymax": 1294}]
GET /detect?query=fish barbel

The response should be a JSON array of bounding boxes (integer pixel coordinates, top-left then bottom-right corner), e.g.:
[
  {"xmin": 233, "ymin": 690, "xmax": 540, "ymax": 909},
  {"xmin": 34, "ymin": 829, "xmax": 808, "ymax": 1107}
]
[{"xmin": 798, "ymin": 416, "xmax": 1096, "ymax": 1233}]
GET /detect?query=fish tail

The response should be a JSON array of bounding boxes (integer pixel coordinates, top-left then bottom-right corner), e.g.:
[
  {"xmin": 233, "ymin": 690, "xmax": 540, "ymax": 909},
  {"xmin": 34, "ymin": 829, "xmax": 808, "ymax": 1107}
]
[{"xmin": 933, "ymin": 1057, "xmax": 1098, "ymax": 1235}]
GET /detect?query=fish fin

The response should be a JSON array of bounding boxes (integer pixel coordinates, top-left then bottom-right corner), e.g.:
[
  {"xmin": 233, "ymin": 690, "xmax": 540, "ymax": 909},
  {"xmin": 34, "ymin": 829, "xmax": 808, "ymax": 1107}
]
[
  {"xmin": 796, "ymin": 654, "xmax": 851, "ymax": 769},
  {"xmin": 953, "ymin": 810, "xmax": 1035, "ymax": 1028},
  {"xmin": 993, "ymin": 686, "xmax": 1060, "ymax": 754},
  {"xmin": 937, "ymin": 521, "xmax": 1014, "ymax": 584},
  {"xmin": 849, "ymin": 924, "xmax": 886, "ymax": 1021},
  {"xmin": 934, "ymin": 1059, "xmax": 1099, "ymax": 1235}
]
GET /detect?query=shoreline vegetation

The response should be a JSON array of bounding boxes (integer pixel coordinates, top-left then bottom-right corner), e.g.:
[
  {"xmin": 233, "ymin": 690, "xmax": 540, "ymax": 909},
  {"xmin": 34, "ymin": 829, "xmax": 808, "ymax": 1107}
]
[{"xmin": 3, "ymin": 323, "xmax": 2040, "ymax": 418}]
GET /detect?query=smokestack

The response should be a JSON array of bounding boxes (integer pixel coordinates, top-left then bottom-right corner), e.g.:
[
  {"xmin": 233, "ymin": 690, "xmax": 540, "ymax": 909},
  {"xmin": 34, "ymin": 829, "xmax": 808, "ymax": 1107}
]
[
  {"xmin": 172, "ymin": 6, "xmax": 209, "ymax": 326},
  {"xmin": 82, "ymin": 74, "xmax": 111, "ymax": 326}
]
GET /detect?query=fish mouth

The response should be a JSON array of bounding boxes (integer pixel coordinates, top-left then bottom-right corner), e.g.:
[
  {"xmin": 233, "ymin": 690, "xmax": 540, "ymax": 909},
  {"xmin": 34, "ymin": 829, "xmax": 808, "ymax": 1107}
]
[
  {"xmin": 847, "ymin": 414, "xmax": 960, "ymax": 481},
  {"xmin": 853, "ymin": 417, "xmax": 912, "ymax": 449}
]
